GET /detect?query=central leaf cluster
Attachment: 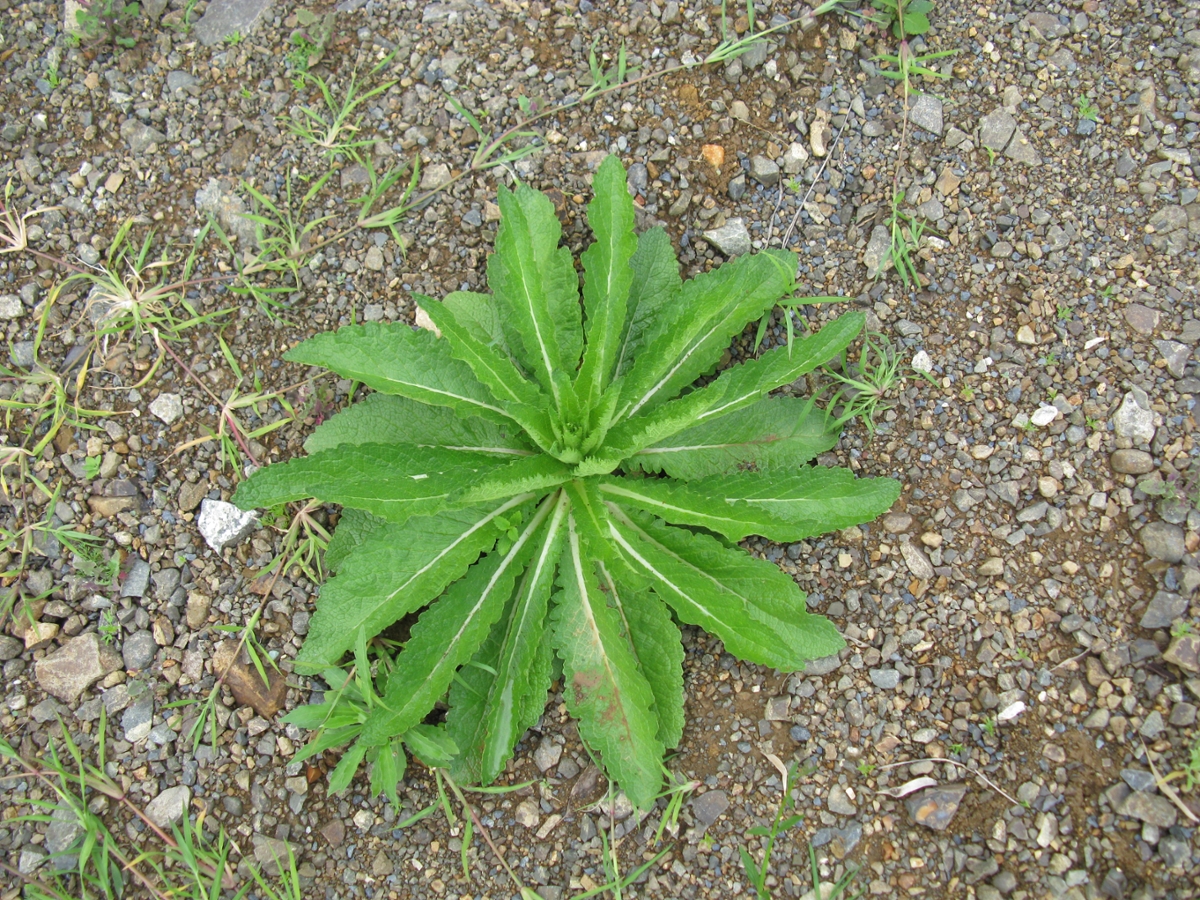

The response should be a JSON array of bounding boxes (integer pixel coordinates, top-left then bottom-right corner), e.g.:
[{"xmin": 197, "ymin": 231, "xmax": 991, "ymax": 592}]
[{"xmin": 234, "ymin": 156, "xmax": 899, "ymax": 809}]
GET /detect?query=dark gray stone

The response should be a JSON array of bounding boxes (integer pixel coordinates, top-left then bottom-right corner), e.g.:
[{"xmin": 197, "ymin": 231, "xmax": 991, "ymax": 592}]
[
  {"xmin": 870, "ymin": 668, "xmax": 900, "ymax": 689},
  {"xmin": 691, "ymin": 789, "xmax": 729, "ymax": 828},
  {"xmin": 908, "ymin": 94, "xmax": 943, "ymax": 136},
  {"xmin": 1140, "ymin": 591, "xmax": 1187, "ymax": 629},
  {"xmin": 122, "ymin": 630, "xmax": 157, "ymax": 671},
  {"xmin": 1164, "ymin": 633, "xmax": 1200, "ymax": 673},
  {"xmin": 1120, "ymin": 769, "xmax": 1156, "ymax": 792},
  {"xmin": 1140, "ymin": 523, "xmax": 1185, "ymax": 563},
  {"xmin": 119, "ymin": 120, "xmax": 167, "ymax": 155},
  {"xmin": 1118, "ymin": 791, "xmax": 1176, "ymax": 828},
  {"xmin": 980, "ymin": 109, "xmax": 1016, "ymax": 151},
  {"xmin": 748, "ymin": 155, "xmax": 780, "ymax": 186},
  {"xmin": 120, "ymin": 559, "xmax": 151, "ymax": 599}
]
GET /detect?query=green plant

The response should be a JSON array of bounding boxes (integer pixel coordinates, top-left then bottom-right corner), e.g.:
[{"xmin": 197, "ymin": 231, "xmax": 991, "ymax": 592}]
[
  {"xmin": 959, "ymin": 386, "xmax": 975, "ymax": 401},
  {"xmin": 1076, "ymin": 95, "xmax": 1099, "ymax": 121},
  {"xmin": 69, "ymin": 218, "xmax": 232, "ymax": 346},
  {"xmin": 1056, "ymin": 303, "xmax": 1072, "ymax": 321},
  {"xmin": 82, "ymin": 455, "xmax": 102, "ymax": 479},
  {"xmin": 856, "ymin": 761, "xmax": 876, "ymax": 776},
  {"xmin": 224, "ymin": 30, "xmax": 241, "ymax": 45},
  {"xmin": 161, "ymin": 335, "xmax": 306, "ymax": 476},
  {"xmin": 1172, "ymin": 621, "xmax": 1195, "ymax": 638},
  {"xmin": 74, "ymin": 0, "xmax": 140, "ymax": 49},
  {"xmin": 981, "ymin": 716, "xmax": 997, "ymax": 736},
  {"xmin": 1100, "ymin": 284, "xmax": 1117, "ymax": 300},
  {"xmin": 98, "ymin": 609, "xmax": 119, "ymax": 645},
  {"xmin": 867, "ymin": 0, "xmax": 956, "ymax": 91},
  {"xmin": 44, "ymin": 59, "xmax": 62, "ymax": 89},
  {"xmin": 820, "ymin": 332, "xmax": 908, "ymax": 435},
  {"xmin": 882, "ymin": 190, "xmax": 932, "ymax": 287},
  {"xmin": 1086, "ymin": 415, "xmax": 1101, "ymax": 430},
  {"xmin": 1183, "ymin": 736, "xmax": 1200, "ymax": 792},
  {"xmin": 283, "ymin": 62, "xmax": 397, "ymax": 159},
  {"xmin": 259, "ymin": 500, "xmax": 331, "ymax": 583},
  {"xmin": 949, "ymin": 742, "xmax": 965, "ymax": 755},
  {"xmin": 740, "ymin": 761, "xmax": 852, "ymax": 900},
  {"xmin": 286, "ymin": 9, "xmax": 337, "ymax": 73},
  {"xmin": 231, "ymin": 156, "xmax": 899, "ymax": 809},
  {"xmin": 870, "ymin": 0, "xmax": 933, "ymax": 37},
  {"xmin": 1039, "ymin": 352, "xmax": 1058, "ymax": 367}
]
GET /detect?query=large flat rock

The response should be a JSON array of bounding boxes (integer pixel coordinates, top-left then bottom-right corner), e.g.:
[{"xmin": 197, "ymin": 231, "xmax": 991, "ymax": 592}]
[{"xmin": 195, "ymin": 0, "xmax": 274, "ymax": 47}]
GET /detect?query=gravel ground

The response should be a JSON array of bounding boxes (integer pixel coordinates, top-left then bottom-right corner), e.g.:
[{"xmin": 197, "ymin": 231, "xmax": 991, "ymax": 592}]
[{"xmin": 1, "ymin": 0, "xmax": 1198, "ymax": 898}]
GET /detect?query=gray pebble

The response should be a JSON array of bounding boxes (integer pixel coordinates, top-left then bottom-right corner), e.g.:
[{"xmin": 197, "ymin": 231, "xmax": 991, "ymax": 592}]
[
  {"xmin": 122, "ymin": 631, "xmax": 158, "ymax": 671},
  {"xmin": 1118, "ymin": 791, "xmax": 1177, "ymax": 828},
  {"xmin": 702, "ymin": 219, "xmax": 751, "ymax": 257},
  {"xmin": 1140, "ymin": 591, "xmax": 1187, "ymax": 629},
  {"xmin": 691, "ymin": 789, "xmax": 729, "ymax": 828},
  {"xmin": 1140, "ymin": 523, "xmax": 1185, "ymax": 564},
  {"xmin": 1109, "ymin": 449, "xmax": 1154, "ymax": 474},
  {"xmin": 1112, "ymin": 389, "xmax": 1156, "ymax": 443},
  {"xmin": 979, "ymin": 108, "xmax": 1016, "ymax": 151},
  {"xmin": 908, "ymin": 94, "xmax": 943, "ymax": 136},
  {"xmin": 869, "ymin": 668, "xmax": 900, "ymax": 689},
  {"xmin": 748, "ymin": 155, "xmax": 779, "ymax": 186}
]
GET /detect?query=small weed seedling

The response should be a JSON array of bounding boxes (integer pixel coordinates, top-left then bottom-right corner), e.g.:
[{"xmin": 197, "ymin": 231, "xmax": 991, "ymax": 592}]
[
  {"xmin": 740, "ymin": 760, "xmax": 804, "ymax": 900},
  {"xmin": 883, "ymin": 190, "xmax": 934, "ymax": 287},
  {"xmin": 98, "ymin": 608, "xmax": 119, "ymax": 644},
  {"xmin": 74, "ymin": 0, "xmax": 140, "ymax": 49},
  {"xmin": 1076, "ymin": 95, "xmax": 1099, "ymax": 121},
  {"xmin": 45, "ymin": 58, "xmax": 62, "ymax": 89},
  {"xmin": 981, "ymin": 716, "xmax": 997, "ymax": 737},
  {"xmin": 1056, "ymin": 303, "xmax": 1072, "ymax": 321},
  {"xmin": 820, "ymin": 332, "xmax": 916, "ymax": 435},
  {"xmin": 259, "ymin": 499, "xmax": 332, "ymax": 583},
  {"xmin": 283, "ymin": 58, "xmax": 397, "ymax": 160}
]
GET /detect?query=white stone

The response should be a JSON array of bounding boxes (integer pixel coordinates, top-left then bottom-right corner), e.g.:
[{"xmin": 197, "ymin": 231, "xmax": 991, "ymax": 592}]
[
  {"xmin": 1112, "ymin": 388, "xmax": 1156, "ymax": 443},
  {"xmin": 0, "ymin": 294, "xmax": 23, "ymax": 319},
  {"xmin": 1031, "ymin": 405, "xmax": 1059, "ymax": 426},
  {"xmin": 196, "ymin": 499, "xmax": 258, "ymax": 552},
  {"xmin": 149, "ymin": 393, "xmax": 183, "ymax": 424},
  {"xmin": 911, "ymin": 350, "xmax": 933, "ymax": 373},
  {"xmin": 145, "ymin": 786, "xmax": 190, "ymax": 828}
]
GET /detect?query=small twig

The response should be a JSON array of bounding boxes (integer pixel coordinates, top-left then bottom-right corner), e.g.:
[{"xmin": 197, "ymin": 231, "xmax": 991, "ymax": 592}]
[
  {"xmin": 776, "ymin": 112, "xmax": 854, "ymax": 248},
  {"xmin": 443, "ymin": 773, "xmax": 534, "ymax": 896},
  {"xmin": 873, "ymin": 757, "xmax": 1022, "ymax": 807},
  {"xmin": 1141, "ymin": 740, "xmax": 1200, "ymax": 825}
]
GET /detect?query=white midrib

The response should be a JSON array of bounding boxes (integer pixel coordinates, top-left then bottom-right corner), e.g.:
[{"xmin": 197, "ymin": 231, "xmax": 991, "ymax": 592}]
[
  {"xmin": 598, "ymin": 483, "xmax": 747, "ymax": 534},
  {"xmin": 566, "ymin": 514, "xmax": 637, "ymax": 746},
  {"xmin": 485, "ymin": 494, "xmax": 568, "ymax": 766},
  {"xmin": 623, "ymin": 316, "xmax": 727, "ymax": 420},
  {"xmin": 377, "ymin": 494, "xmax": 533, "ymax": 608},
  {"xmin": 382, "ymin": 491, "xmax": 558, "ymax": 726}
]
